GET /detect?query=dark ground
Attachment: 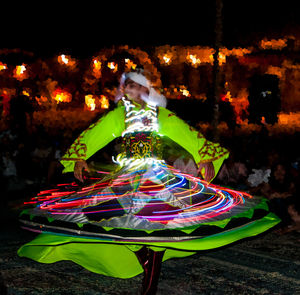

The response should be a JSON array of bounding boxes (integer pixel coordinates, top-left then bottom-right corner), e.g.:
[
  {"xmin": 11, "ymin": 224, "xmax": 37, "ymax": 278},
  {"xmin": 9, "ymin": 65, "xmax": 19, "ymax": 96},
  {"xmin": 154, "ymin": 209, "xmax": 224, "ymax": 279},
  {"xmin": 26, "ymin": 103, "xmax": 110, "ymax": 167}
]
[{"xmin": 0, "ymin": 205, "xmax": 299, "ymax": 295}]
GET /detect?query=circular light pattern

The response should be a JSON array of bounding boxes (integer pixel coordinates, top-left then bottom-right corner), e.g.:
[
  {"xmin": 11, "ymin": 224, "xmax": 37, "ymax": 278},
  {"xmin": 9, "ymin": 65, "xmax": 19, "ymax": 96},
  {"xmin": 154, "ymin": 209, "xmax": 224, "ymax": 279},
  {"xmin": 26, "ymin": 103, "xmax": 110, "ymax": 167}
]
[{"xmin": 26, "ymin": 162, "xmax": 250, "ymax": 228}]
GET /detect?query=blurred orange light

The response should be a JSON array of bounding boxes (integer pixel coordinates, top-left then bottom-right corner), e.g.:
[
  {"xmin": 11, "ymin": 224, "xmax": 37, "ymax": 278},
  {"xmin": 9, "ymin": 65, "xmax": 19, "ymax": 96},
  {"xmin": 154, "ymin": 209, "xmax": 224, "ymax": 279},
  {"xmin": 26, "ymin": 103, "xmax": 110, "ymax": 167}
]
[
  {"xmin": 209, "ymin": 52, "xmax": 226, "ymax": 65},
  {"xmin": 22, "ymin": 90, "xmax": 30, "ymax": 96},
  {"xmin": 92, "ymin": 59, "xmax": 102, "ymax": 78},
  {"xmin": 180, "ymin": 87, "xmax": 191, "ymax": 97},
  {"xmin": 260, "ymin": 38, "xmax": 287, "ymax": 50},
  {"xmin": 85, "ymin": 95, "xmax": 96, "ymax": 111},
  {"xmin": 93, "ymin": 59, "xmax": 101, "ymax": 70},
  {"xmin": 0, "ymin": 62, "xmax": 7, "ymax": 71},
  {"xmin": 13, "ymin": 64, "xmax": 27, "ymax": 80},
  {"xmin": 125, "ymin": 58, "xmax": 137, "ymax": 70},
  {"xmin": 107, "ymin": 62, "xmax": 118, "ymax": 73},
  {"xmin": 61, "ymin": 54, "xmax": 69, "ymax": 64},
  {"xmin": 162, "ymin": 54, "xmax": 172, "ymax": 65},
  {"xmin": 100, "ymin": 95, "xmax": 109, "ymax": 109},
  {"xmin": 187, "ymin": 54, "xmax": 201, "ymax": 67},
  {"xmin": 218, "ymin": 52, "xmax": 226, "ymax": 65},
  {"xmin": 53, "ymin": 89, "xmax": 72, "ymax": 104},
  {"xmin": 221, "ymin": 91, "xmax": 232, "ymax": 102},
  {"xmin": 58, "ymin": 54, "xmax": 76, "ymax": 67}
]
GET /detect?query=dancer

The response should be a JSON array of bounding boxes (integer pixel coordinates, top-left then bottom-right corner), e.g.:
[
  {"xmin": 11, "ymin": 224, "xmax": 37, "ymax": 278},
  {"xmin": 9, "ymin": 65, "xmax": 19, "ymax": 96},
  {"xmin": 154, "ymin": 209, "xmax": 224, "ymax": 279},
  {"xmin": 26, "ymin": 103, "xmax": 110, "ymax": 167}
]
[{"xmin": 18, "ymin": 70, "xmax": 280, "ymax": 294}]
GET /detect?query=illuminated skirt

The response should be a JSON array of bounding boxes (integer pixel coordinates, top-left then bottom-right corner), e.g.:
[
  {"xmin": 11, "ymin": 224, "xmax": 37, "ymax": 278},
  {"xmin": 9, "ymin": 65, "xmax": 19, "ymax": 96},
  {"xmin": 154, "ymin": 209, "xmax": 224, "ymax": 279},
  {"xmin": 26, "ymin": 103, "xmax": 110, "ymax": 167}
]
[{"xmin": 18, "ymin": 162, "xmax": 280, "ymax": 278}]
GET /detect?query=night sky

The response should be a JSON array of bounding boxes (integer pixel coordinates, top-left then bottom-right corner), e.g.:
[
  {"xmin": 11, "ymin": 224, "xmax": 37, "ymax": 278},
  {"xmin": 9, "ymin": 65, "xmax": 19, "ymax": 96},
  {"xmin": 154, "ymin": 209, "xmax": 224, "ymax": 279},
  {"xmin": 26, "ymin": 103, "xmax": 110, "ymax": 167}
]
[{"xmin": 1, "ymin": 0, "xmax": 300, "ymax": 57}]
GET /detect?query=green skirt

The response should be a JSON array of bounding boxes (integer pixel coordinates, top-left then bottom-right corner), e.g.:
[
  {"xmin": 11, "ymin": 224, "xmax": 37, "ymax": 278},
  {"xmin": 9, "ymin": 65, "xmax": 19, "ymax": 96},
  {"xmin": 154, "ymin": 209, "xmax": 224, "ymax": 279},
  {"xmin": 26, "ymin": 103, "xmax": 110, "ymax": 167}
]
[{"xmin": 18, "ymin": 212, "xmax": 279, "ymax": 279}]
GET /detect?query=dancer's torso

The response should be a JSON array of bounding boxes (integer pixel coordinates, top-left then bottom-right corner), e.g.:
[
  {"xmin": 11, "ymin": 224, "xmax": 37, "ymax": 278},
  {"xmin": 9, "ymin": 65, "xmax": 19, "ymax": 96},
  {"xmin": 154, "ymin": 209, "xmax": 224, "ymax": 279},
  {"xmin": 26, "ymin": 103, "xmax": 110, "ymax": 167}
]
[{"xmin": 120, "ymin": 97, "xmax": 163, "ymax": 161}]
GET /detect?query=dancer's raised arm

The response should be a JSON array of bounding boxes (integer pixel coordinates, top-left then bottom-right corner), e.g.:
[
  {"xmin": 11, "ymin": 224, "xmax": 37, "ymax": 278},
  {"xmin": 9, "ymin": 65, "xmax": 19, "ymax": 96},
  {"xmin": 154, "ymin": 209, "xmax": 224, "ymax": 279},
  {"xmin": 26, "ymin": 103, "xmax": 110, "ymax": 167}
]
[
  {"xmin": 60, "ymin": 106, "xmax": 125, "ymax": 174},
  {"xmin": 158, "ymin": 107, "xmax": 229, "ymax": 181}
]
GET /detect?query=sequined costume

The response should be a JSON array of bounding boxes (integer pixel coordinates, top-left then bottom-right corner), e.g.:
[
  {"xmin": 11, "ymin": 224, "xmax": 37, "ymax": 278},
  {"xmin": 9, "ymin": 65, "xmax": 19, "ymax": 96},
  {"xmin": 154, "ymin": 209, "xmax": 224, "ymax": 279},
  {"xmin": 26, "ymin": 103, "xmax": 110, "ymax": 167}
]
[{"xmin": 18, "ymin": 96, "xmax": 280, "ymax": 280}]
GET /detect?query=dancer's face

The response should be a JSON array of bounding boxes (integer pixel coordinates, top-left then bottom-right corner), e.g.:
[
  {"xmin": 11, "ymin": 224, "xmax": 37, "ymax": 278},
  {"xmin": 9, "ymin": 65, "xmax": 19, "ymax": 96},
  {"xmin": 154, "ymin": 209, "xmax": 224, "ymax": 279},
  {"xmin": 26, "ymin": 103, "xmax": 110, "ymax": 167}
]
[{"xmin": 124, "ymin": 79, "xmax": 148, "ymax": 104}]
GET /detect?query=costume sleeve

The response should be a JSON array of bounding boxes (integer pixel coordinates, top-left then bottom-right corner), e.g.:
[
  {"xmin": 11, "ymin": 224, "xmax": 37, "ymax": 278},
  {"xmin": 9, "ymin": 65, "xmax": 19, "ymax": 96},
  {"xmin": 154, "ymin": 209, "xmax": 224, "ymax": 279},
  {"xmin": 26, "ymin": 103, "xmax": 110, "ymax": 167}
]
[
  {"xmin": 60, "ymin": 106, "xmax": 125, "ymax": 173},
  {"xmin": 158, "ymin": 107, "xmax": 229, "ymax": 177}
]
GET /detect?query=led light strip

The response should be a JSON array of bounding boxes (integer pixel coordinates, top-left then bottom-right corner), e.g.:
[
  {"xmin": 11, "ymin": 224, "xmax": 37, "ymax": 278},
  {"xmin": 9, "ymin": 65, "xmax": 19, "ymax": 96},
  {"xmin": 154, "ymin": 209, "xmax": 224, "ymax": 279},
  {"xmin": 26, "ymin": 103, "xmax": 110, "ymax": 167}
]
[{"xmin": 121, "ymin": 97, "xmax": 159, "ymax": 136}]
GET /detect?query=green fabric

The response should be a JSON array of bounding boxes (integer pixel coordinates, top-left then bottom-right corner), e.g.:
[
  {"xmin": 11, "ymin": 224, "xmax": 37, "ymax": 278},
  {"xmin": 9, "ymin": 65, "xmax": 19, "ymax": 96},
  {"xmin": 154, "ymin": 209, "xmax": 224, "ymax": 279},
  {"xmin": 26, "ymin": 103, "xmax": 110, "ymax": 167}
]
[
  {"xmin": 18, "ymin": 212, "xmax": 280, "ymax": 279},
  {"xmin": 20, "ymin": 197, "xmax": 270, "ymax": 234},
  {"xmin": 96, "ymin": 197, "xmax": 269, "ymax": 233},
  {"xmin": 20, "ymin": 100, "xmax": 279, "ymax": 279},
  {"xmin": 158, "ymin": 107, "xmax": 229, "ymax": 178},
  {"xmin": 60, "ymin": 106, "xmax": 125, "ymax": 173},
  {"xmin": 60, "ymin": 103, "xmax": 229, "ymax": 177},
  {"xmin": 18, "ymin": 235, "xmax": 143, "ymax": 279}
]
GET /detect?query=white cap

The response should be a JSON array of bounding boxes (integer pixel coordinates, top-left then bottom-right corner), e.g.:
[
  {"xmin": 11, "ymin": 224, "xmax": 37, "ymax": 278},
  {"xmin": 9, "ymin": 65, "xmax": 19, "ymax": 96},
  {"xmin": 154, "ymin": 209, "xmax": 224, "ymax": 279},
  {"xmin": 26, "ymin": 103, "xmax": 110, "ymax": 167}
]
[
  {"xmin": 115, "ymin": 71, "xmax": 167, "ymax": 108},
  {"xmin": 125, "ymin": 72, "xmax": 151, "ymax": 90}
]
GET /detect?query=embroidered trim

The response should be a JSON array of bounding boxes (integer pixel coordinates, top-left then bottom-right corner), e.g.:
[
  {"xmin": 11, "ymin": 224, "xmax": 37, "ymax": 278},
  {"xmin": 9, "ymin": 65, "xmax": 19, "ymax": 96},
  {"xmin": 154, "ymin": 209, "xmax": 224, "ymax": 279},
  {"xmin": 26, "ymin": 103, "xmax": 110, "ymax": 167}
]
[
  {"xmin": 61, "ymin": 157, "xmax": 86, "ymax": 161},
  {"xmin": 198, "ymin": 140, "xmax": 229, "ymax": 163},
  {"xmin": 62, "ymin": 118, "xmax": 103, "ymax": 160},
  {"xmin": 197, "ymin": 151, "xmax": 229, "ymax": 164},
  {"xmin": 197, "ymin": 132, "xmax": 205, "ymax": 139}
]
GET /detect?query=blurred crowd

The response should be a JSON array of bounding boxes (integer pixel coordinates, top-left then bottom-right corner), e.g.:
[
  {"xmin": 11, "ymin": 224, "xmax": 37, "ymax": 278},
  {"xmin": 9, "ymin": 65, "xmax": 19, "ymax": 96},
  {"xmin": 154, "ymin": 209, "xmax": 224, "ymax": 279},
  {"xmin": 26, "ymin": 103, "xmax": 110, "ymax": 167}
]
[{"xmin": 215, "ymin": 135, "xmax": 300, "ymax": 235}]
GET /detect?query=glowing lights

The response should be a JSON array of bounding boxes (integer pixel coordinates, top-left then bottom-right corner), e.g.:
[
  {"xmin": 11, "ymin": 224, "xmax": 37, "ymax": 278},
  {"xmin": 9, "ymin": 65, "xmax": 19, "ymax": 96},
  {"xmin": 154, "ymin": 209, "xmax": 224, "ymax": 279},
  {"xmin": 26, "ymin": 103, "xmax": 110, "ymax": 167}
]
[
  {"xmin": 52, "ymin": 89, "xmax": 72, "ymax": 104},
  {"xmin": 121, "ymin": 97, "xmax": 159, "ymax": 137},
  {"xmin": 13, "ymin": 64, "xmax": 28, "ymax": 80},
  {"xmin": 221, "ymin": 91, "xmax": 232, "ymax": 103},
  {"xmin": 186, "ymin": 51, "xmax": 226, "ymax": 66},
  {"xmin": 260, "ymin": 38, "xmax": 287, "ymax": 50},
  {"xmin": 187, "ymin": 54, "xmax": 201, "ymax": 67},
  {"xmin": 162, "ymin": 54, "xmax": 172, "ymax": 65},
  {"xmin": 179, "ymin": 86, "xmax": 191, "ymax": 97},
  {"xmin": 60, "ymin": 54, "xmax": 69, "ymax": 64},
  {"xmin": 115, "ymin": 97, "xmax": 160, "ymax": 168},
  {"xmin": 100, "ymin": 95, "xmax": 109, "ymax": 109},
  {"xmin": 209, "ymin": 52, "xmax": 226, "ymax": 65},
  {"xmin": 107, "ymin": 61, "xmax": 118, "ymax": 73},
  {"xmin": 85, "ymin": 95, "xmax": 96, "ymax": 111},
  {"xmin": 222, "ymin": 48, "xmax": 252, "ymax": 57},
  {"xmin": 84, "ymin": 94, "xmax": 110, "ymax": 111},
  {"xmin": 24, "ymin": 162, "xmax": 250, "ymax": 228},
  {"xmin": 93, "ymin": 59, "xmax": 101, "ymax": 69},
  {"xmin": 155, "ymin": 46, "xmax": 251, "ymax": 68},
  {"xmin": 113, "ymin": 154, "xmax": 164, "ymax": 169},
  {"xmin": 0, "ymin": 62, "xmax": 7, "ymax": 71},
  {"xmin": 58, "ymin": 54, "xmax": 76, "ymax": 66},
  {"xmin": 22, "ymin": 90, "xmax": 30, "ymax": 97},
  {"xmin": 156, "ymin": 47, "xmax": 176, "ymax": 66},
  {"xmin": 18, "ymin": 65, "xmax": 26, "ymax": 74},
  {"xmin": 125, "ymin": 58, "xmax": 137, "ymax": 70},
  {"xmin": 218, "ymin": 52, "xmax": 226, "ymax": 65},
  {"xmin": 168, "ymin": 85, "xmax": 191, "ymax": 98},
  {"xmin": 92, "ymin": 59, "xmax": 102, "ymax": 78}
]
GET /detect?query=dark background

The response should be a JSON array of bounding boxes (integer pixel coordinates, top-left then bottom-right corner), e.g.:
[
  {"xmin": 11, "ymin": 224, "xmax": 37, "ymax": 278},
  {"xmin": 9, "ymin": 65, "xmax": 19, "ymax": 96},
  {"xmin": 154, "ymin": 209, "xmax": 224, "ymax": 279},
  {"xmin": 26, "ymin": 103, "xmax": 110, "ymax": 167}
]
[{"xmin": 1, "ymin": 0, "xmax": 300, "ymax": 57}]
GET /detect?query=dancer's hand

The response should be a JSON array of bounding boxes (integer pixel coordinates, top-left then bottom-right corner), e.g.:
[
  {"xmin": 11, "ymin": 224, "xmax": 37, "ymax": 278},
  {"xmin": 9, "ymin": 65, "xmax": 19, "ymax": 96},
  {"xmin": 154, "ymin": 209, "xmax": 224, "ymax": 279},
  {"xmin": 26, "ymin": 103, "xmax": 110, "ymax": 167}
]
[
  {"xmin": 74, "ymin": 160, "xmax": 90, "ymax": 182},
  {"xmin": 198, "ymin": 162, "xmax": 215, "ymax": 182}
]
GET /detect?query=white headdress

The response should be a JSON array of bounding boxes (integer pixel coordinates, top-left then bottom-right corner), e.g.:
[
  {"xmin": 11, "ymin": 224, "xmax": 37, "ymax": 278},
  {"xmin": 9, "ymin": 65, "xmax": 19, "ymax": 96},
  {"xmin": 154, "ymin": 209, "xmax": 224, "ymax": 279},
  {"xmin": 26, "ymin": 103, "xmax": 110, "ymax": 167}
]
[{"xmin": 115, "ymin": 71, "xmax": 167, "ymax": 108}]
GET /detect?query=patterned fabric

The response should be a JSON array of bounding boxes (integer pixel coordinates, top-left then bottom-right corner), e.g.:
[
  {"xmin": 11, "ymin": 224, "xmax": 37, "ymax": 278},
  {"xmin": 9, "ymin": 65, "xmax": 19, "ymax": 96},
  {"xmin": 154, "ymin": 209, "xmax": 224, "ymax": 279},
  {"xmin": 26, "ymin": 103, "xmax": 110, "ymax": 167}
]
[
  {"xmin": 122, "ymin": 132, "xmax": 162, "ymax": 160},
  {"xmin": 60, "ymin": 106, "xmax": 125, "ymax": 172},
  {"xmin": 60, "ymin": 97, "xmax": 229, "ymax": 176},
  {"xmin": 20, "ymin": 97, "xmax": 271, "ymax": 234},
  {"xmin": 21, "ymin": 97, "xmax": 234, "ymax": 233},
  {"xmin": 20, "ymin": 162, "xmax": 272, "ymax": 233},
  {"xmin": 158, "ymin": 107, "xmax": 229, "ymax": 176},
  {"xmin": 18, "ymin": 96, "xmax": 280, "ymax": 279}
]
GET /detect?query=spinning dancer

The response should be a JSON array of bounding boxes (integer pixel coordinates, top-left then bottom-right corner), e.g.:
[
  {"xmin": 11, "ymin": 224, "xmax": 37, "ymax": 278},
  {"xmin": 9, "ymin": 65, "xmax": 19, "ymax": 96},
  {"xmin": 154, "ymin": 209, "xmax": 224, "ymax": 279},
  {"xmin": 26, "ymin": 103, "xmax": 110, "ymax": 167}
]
[{"xmin": 18, "ymin": 70, "xmax": 280, "ymax": 294}]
